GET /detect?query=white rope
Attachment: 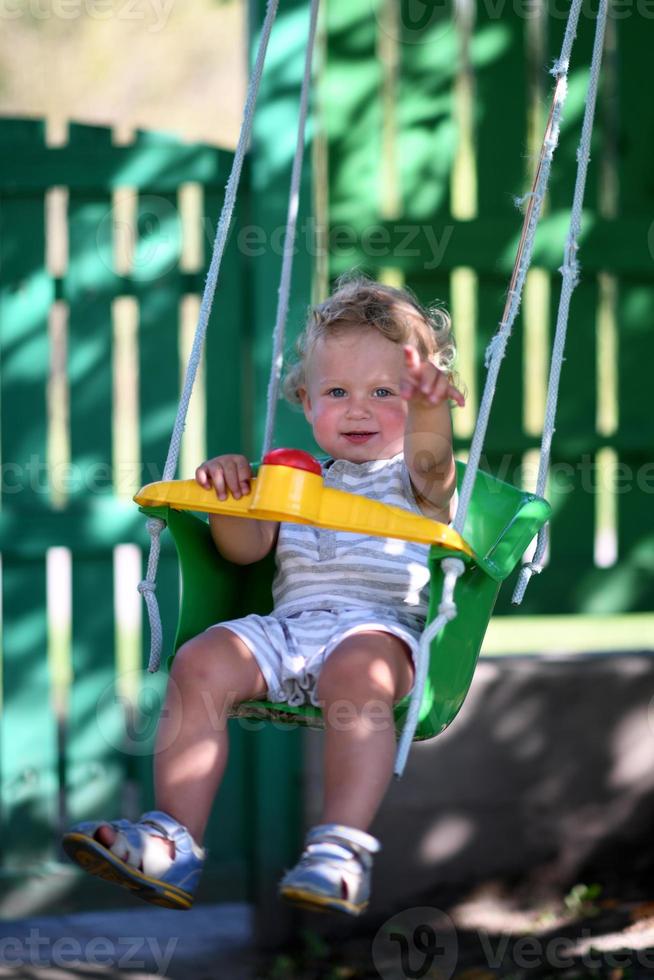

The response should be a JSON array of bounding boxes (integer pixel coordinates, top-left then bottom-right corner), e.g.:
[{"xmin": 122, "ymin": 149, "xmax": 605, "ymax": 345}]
[
  {"xmin": 452, "ymin": 0, "xmax": 583, "ymax": 540},
  {"xmin": 262, "ymin": 0, "xmax": 321, "ymax": 457},
  {"xmin": 513, "ymin": 0, "xmax": 609, "ymax": 604},
  {"xmin": 140, "ymin": 0, "xmax": 280, "ymax": 672},
  {"xmin": 394, "ymin": 0, "xmax": 585, "ymax": 775},
  {"xmin": 394, "ymin": 557, "xmax": 465, "ymax": 777}
]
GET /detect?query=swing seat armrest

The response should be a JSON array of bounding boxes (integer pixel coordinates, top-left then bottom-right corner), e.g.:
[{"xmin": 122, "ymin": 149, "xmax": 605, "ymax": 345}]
[{"xmin": 429, "ymin": 462, "xmax": 552, "ymax": 582}]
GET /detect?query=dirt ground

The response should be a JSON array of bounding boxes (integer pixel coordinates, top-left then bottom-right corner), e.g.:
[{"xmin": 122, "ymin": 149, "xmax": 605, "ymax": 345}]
[
  {"xmin": 254, "ymin": 878, "xmax": 654, "ymax": 980},
  {"xmin": 3, "ymin": 877, "xmax": 654, "ymax": 979}
]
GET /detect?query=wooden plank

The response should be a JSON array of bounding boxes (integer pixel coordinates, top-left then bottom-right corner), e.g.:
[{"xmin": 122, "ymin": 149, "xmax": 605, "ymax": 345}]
[
  {"xmin": 250, "ymin": 0, "xmax": 317, "ymax": 458},
  {"xmin": 204, "ymin": 188, "xmax": 248, "ymax": 457},
  {"xmin": 66, "ymin": 554, "xmax": 124, "ymax": 825},
  {"xmin": 328, "ymin": 216, "xmax": 654, "ymax": 275},
  {"xmin": 613, "ymin": 8, "xmax": 654, "ymax": 612},
  {"xmin": 1, "ymin": 559, "xmax": 59, "ymax": 867},
  {"xmin": 135, "ymin": 190, "xmax": 181, "ymax": 668},
  {"xmin": 131, "ymin": 186, "xmax": 182, "ymax": 807},
  {"xmin": 396, "ymin": 0, "xmax": 457, "ymax": 223},
  {"xmin": 614, "ymin": 14, "xmax": 654, "ymax": 216},
  {"xmin": 0, "ymin": 195, "xmax": 53, "ymax": 513},
  {"xmin": 0, "ymin": 500, "xmax": 153, "ymax": 556},
  {"xmin": 615, "ymin": 279, "xmax": 654, "ymax": 612},
  {"xmin": 474, "ymin": 0, "xmax": 528, "ymax": 215},
  {"xmin": 0, "ymin": 120, "xmax": 232, "ymax": 194},
  {"xmin": 325, "ymin": 0, "xmax": 382, "ymax": 230},
  {"xmin": 64, "ymin": 170, "xmax": 124, "ymax": 824},
  {"xmin": 135, "ymin": 192, "xmax": 181, "ymax": 488},
  {"xmin": 0, "ymin": 165, "xmax": 59, "ymax": 869},
  {"xmin": 475, "ymin": 273, "xmax": 525, "ymax": 476}
]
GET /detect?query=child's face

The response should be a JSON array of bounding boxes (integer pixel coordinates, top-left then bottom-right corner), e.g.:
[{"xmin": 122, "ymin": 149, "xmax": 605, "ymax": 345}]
[{"xmin": 299, "ymin": 327, "xmax": 408, "ymax": 462}]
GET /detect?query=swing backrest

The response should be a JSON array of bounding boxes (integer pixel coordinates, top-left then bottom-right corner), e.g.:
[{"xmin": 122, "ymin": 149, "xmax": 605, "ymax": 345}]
[{"xmin": 141, "ymin": 461, "xmax": 550, "ymax": 739}]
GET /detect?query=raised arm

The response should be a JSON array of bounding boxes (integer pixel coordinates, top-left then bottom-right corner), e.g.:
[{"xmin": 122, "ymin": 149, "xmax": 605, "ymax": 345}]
[
  {"xmin": 195, "ymin": 454, "xmax": 279, "ymax": 564},
  {"xmin": 401, "ymin": 345, "xmax": 465, "ymax": 522}
]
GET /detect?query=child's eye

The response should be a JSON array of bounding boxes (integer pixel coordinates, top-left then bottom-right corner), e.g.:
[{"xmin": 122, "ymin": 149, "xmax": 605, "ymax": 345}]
[
  {"xmin": 327, "ymin": 387, "xmax": 346, "ymax": 398},
  {"xmin": 374, "ymin": 387, "xmax": 394, "ymax": 398}
]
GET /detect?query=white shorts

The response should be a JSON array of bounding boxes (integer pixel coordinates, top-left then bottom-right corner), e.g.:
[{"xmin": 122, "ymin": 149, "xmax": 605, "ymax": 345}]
[{"xmin": 214, "ymin": 608, "xmax": 421, "ymax": 707}]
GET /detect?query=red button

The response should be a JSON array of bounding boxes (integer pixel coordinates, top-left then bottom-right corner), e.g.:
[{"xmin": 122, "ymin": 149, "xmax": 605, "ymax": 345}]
[{"xmin": 262, "ymin": 448, "xmax": 322, "ymax": 475}]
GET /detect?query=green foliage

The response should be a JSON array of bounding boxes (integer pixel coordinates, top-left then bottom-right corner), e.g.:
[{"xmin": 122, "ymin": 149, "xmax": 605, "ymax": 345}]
[{"xmin": 563, "ymin": 882, "xmax": 603, "ymax": 918}]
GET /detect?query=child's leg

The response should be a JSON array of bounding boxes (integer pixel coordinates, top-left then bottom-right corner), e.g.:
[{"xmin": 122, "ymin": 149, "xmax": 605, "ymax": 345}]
[
  {"xmin": 97, "ymin": 627, "xmax": 267, "ymax": 849},
  {"xmin": 154, "ymin": 626, "xmax": 268, "ymax": 841},
  {"xmin": 316, "ymin": 631, "xmax": 413, "ymax": 830},
  {"xmin": 279, "ymin": 630, "xmax": 412, "ymax": 915}
]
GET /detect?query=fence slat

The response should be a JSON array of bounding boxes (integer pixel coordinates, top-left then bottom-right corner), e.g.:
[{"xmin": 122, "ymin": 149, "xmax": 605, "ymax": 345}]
[
  {"xmin": 205, "ymin": 189, "xmax": 248, "ymax": 457},
  {"xmin": 472, "ymin": 2, "xmax": 529, "ymax": 467},
  {"xmin": 397, "ymin": 0, "xmax": 457, "ymax": 224},
  {"xmin": 64, "ymin": 181, "xmax": 125, "ymax": 824},
  {"xmin": 0, "ymin": 173, "xmax": 59, "ymax": 876},
  {"xmin": 0, "ymin": 121, "xmax": 231, "ymax": 194},
  {"xmin": 323, "ymin": 0, "xmax": 381, "ymax": 231},
  {"xmin": 133, "ymin": 188, "xmax": 184, "ymax": 812},
  {"xmin": 614, "ymin": 13, "xmax": 654, "ymax": 612}
]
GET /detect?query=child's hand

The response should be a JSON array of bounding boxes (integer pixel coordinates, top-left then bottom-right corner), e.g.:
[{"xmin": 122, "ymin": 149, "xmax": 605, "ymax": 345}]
[
  {"xmin": 195, "ymin": 454, "xmax": 253, "ymax": 501},
  {"xmin": 401, "ymin": 345, "xmax": 465, "ymax": 408}
]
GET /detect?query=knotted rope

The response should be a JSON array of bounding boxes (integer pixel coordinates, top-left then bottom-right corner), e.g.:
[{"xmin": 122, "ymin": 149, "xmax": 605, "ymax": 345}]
[
  {"xmin": 394, "ymin": 0, "xmax": 586, "ymax": 776},
  {"xmin": 513, "ymin": 0, "xmax": 610, "ymax": 603}
]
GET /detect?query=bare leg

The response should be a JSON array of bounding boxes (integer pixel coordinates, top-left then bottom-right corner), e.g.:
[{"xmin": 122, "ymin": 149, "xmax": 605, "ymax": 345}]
[
  {"xmin": 97, "ymin": 627, "xmax": 267, "ymax": 852},
  {"xmin": 315, "ymin": 631, "xmax": 413, "ymax": 831},
  {"xmin": 153, "ymin": 627, "xmax": 267, "ymax": 843}
]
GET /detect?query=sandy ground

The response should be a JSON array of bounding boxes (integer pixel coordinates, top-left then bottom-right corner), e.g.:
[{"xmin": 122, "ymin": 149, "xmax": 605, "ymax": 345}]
[{"xmin": 2, "ymin": 886, "xmax": 654, "ymax": 979}]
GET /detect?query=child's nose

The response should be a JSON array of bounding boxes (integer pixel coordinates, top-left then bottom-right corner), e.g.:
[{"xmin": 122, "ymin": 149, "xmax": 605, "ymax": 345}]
[{"xmin": 346, "ymin": 398, "xmax": 371, "ymax": 418}]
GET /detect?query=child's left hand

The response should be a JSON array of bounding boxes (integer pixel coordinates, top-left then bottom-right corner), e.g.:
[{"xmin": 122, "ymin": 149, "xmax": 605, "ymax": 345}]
[{"xmin": 401, "ymin": 345, "xmax": 465, "ymax": 408}]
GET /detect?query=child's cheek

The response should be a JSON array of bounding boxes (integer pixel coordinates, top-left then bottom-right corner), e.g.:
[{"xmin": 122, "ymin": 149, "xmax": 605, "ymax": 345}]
[{"xmin": 385, "ymin": 400, "xmax": 409, "ymax": 426}]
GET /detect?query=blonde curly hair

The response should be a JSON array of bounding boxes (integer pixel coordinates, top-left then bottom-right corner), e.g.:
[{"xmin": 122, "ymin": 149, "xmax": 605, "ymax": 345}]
[{"xmin": 282, "ymin": 274, "xmax": 457, "ymax": 405}]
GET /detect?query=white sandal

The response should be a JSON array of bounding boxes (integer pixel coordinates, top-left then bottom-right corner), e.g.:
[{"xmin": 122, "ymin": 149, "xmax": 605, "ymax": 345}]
[
  {"xmin": 62, "ymin": 810, "xmax": 205, "ymax": 910},
  {"xmin": 279, "ymin": 824, "xmax": 380, "ymax": 916}
]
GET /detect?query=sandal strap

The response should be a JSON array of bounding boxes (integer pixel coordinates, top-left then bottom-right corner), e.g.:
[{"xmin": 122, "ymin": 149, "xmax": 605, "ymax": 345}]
[
  {"xmin": 306, "ymin": 823, "xmax": 380, "ymax": 868},
  {"xmin": 139, "ymin": 811, "xmax": 203, "ymax": 852}
]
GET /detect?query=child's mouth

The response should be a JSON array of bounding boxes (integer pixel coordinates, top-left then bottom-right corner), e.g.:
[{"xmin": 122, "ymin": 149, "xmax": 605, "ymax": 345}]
[{"xmin": 343, "ymin": 432, "xmax": 376, "ymax": 443}]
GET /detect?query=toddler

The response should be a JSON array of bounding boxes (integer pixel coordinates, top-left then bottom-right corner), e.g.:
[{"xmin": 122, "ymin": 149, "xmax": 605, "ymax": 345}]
[{"xmin": 63, "ymin": 276, "xmax": 464, "ymax": 916}]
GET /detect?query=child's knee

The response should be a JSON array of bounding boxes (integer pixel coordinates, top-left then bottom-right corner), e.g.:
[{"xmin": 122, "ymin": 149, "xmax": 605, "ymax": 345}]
[
  {"xmin": 319, "ymin": 634, "xmax": 411, "ymax": 702},
  {"xmin": 171, "ymin": 628, "xmax": 266, "ymax": 703},
  {"xmin": 170, "ymin": 631, "xmax": 224, "ymax": 689}
]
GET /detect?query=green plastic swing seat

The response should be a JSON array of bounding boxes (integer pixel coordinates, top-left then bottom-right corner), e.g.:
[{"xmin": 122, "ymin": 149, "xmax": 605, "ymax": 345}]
[{"xmin": 141, "ymin": 460, "xmax": 550, "ymax": 741}]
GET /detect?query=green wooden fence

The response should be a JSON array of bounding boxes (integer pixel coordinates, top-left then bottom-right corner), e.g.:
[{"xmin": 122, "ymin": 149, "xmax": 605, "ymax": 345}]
[
  {"xmin": 0, "ymin": 116, "xmax": 304, "ymax": 916},
  {"xmin": 1, "ymin": 0, "xmax": 652, "ymax": 917},
  {"xmin": 322, "ymin": 0, "xmax": 654, "ymax": 617}
]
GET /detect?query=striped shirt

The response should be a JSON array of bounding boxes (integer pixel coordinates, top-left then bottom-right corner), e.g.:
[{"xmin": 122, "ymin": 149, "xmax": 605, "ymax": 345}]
[{"xmin": 272, "ymin": 453, "xmax": 447, "ymax": 630}]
